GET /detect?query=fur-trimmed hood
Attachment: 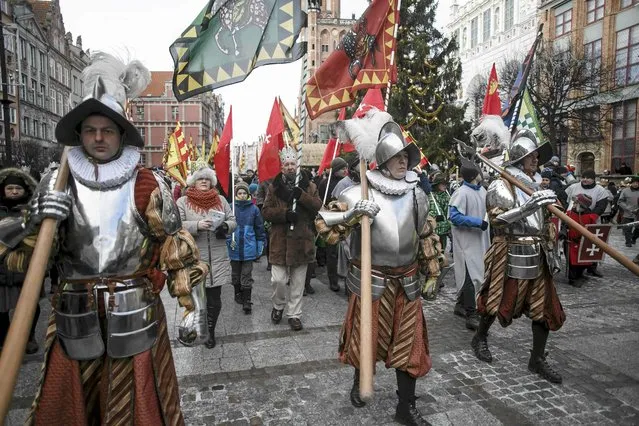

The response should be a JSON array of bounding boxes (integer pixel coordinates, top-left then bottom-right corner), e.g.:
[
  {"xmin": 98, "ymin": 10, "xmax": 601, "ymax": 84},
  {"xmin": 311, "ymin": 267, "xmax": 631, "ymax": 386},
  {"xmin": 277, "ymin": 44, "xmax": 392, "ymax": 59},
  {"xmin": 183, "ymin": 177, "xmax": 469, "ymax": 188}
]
[
  {"xmin": 0, "ymin": 167, "xmax": 37, "ymax": 194},
  {"xmin": 187, "ymin": 167, "xmax": 218, "ymax": 187}
]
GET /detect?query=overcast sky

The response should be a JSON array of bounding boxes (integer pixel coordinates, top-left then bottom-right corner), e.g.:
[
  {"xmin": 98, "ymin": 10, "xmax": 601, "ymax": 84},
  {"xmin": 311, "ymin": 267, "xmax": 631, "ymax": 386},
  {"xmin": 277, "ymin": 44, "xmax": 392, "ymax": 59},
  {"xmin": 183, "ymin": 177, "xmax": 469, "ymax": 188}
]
[{"xmin": 58, "ymin": 0, "xmax": 449, "ymax": 144}]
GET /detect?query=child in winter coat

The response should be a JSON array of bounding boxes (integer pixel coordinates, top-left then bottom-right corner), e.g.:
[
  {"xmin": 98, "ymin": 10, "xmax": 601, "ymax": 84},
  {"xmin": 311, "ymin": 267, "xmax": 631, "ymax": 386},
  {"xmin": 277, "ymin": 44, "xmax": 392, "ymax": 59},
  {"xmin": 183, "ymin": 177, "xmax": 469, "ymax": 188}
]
[{"xmin": 227, "ymin": 182, "xmax": 266, "ymax": 313}]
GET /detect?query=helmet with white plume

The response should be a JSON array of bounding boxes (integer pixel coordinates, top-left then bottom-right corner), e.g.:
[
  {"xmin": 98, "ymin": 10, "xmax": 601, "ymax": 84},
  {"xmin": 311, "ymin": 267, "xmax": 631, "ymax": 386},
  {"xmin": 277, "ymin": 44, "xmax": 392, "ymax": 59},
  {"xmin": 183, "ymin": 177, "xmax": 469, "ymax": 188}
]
[
  {"xmin": 504, "ymin": 129, "xmax": 553, "ymax": 167},
  {"xmin": 374, "ymin": 122, "xmax": 421, "ymax": 170},
  {"xmin": 55, "ymin": 52, "xmax": 151, "ymax": 147}
]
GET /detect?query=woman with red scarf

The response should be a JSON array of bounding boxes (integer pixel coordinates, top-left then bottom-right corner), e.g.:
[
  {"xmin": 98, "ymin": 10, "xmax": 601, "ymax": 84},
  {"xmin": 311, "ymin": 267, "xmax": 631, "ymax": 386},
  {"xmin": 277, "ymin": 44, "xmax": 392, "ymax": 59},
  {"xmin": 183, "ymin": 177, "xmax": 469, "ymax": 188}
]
[{"xmin": 177, "ymin": 166, "xmax": 236, "ymax": 348}]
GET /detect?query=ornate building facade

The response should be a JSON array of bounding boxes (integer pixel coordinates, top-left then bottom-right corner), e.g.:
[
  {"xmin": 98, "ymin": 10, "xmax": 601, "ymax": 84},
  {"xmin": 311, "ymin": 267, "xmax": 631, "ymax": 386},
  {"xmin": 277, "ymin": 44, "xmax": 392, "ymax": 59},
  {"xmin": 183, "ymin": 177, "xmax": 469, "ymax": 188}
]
[
  {"xmin": 0, "ymin": 0, "xmax": 89, "ymax": 169},
  {"xmin": 129, "ymin": 71, "xmax": 225, "ymax": 167},
  {"xmin": 446, "ymin": 0, "xmax": 539, "ymax": 120},
  {"xmin": 539, "ymin": 0, "xmax": 638, "ymax": 174}
]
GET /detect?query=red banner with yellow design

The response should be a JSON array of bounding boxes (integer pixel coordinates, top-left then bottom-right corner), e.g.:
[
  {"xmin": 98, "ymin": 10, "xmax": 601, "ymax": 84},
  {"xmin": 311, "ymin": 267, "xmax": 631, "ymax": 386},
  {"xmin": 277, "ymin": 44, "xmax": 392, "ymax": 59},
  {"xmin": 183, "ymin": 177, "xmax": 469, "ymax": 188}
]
[
  {"xmin": 482, "ymin": 63, "xmax": 502, "ymax": 116},
  {"xmin": 305, "ymin": 0, "xmax": 399, "ymax": 119}
]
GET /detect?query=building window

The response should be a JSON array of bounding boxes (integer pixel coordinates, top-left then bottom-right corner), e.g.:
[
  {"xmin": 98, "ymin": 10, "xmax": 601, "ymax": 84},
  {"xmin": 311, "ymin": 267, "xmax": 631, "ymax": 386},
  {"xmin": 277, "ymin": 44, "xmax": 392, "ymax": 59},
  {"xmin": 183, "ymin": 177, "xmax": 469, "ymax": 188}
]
[
  {"xmin": 615, "ymin": 25, "xmax": 639, "ymax": 87},
  {"xmin": 584, "ymin": 38, "xmax": 602, "ymax": 88},
  {"xmin": 73, "ymin": 76, "xmax": 78, "ymax": 94},
  {"xmin": 494, "ymin": 8, "xmax": 500, "ymax": 32},
  {"xmin": 581, "ymin": 108, "xmax": 600, "ymax": 137},
  {"xmin": 172, "ymin": 106, "xmax": 179, "ymax": 120},
  {"xmin": 39, "ymin": 51, "xmax": 45, "ymax": 73},
  {"xmin": 41, "ymin": 122, "xmax": 48, "ymax": 140},
  {"xmin": 19, "ymin": 38, "xmax": 26, "ymax": 60},
  {"xmin": 470, "ymin": 17, "xmax": 478, "ymax": 48},
  {"xmin": 22, "ymin": 117, "xmax": 29, "ymax": 135},
  {"xmin": 504, "ymin": 0, "xmax": 514, "ymax": 31},
  {"xmin": 49, "ymin": 59, "xmax": 55, "ymax": 77},
  {"xmin": 138, "ymin": 127, "xmax": 146, "ymax": 142},
  {"xmin": 586, "ymin": 0, "xmax": 604, "ymax": 24},
  {"xmin": 621, "ymin": 0, "xmax": 638, "ymax": 8},
  {"xmin": 555, "ymin": 9, "xmax": 572, "ymax": 37},
  {"xmin": 462, "ymin": 27, "xmax": 467, "ymax": 49},
  {"xmin": 139, "ymin": 153, "xmax": 147, "ymax": 165},
  {"xmin": 611, "ymin": 102, "xmax": 636, "ymax": 171},
  {"xmin": 136, "ymin": 105, "xmax": 144, "ymax": 119},
  {"xmin": 32, "ymin": 119, "xmax": 38, "ymax": 138},
  {"xmin": 29, "ymin": 44, "xmax": 36, "ymax": 67},
  {"xmin": 321, "ymin": 44, "xmax": 329, "ymax": 52},
  {"xmin": 21, "ymin": 74, "xmax": 26, "ymax": 99},
  {"xmin": 64, "ymin": 69, "xmax": 70, "ymax": 87},
  {"xmin": 56, "ymin": 63, "xmax": 62, "ymax": 81},
  {"xmin": 483, "ymin": 9, "xmax": 491, "ymax": 42}
]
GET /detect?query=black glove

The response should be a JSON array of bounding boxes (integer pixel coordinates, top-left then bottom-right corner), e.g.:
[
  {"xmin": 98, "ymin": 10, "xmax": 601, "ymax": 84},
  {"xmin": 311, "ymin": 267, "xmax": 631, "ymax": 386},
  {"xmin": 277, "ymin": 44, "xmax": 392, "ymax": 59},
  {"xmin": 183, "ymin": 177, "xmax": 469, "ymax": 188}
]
[
  {"xmin": 285, "ymin": 209, "xmax": 298, "ymax": 223},
  {"xmin": 480, "ymin": 220, "xmax": 489, "ymax": 231},
  {"xmin": 435, "ymin": 215, "xmax": 445, "ymax": 222},
  {"xmin": 214, "ymin": 223, "xmax": 228, "ymax": 239},
  {"xmin": 291, "ymin": 186, "xmax": 303, "ymax": 200}
]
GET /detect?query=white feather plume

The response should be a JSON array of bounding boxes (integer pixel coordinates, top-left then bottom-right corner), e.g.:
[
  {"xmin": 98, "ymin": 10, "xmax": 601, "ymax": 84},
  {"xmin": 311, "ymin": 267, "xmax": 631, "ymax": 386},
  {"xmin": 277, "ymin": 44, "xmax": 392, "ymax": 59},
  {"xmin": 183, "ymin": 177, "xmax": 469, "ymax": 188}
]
[
  {"xmin": 82, "ymin": 52, "xmax": 151, "ymax": 104},
  {"xmin": 335, "ymin": 108, "xmax": 393, "ymax": 162}
]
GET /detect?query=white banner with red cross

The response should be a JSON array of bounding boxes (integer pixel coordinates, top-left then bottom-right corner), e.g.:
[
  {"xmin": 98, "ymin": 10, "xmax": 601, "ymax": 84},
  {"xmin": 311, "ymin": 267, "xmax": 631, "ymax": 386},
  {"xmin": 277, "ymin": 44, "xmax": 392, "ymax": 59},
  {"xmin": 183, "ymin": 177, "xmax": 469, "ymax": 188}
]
[{"xmin": 577, "ymin": 224, "xmax": 612, "ymax": 263}]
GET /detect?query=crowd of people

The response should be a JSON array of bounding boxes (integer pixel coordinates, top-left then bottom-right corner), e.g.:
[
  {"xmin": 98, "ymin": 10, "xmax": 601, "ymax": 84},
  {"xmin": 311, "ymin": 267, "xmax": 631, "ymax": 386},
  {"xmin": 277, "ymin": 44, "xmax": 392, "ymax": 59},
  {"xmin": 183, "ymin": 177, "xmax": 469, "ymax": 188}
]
[{"xmin": 0, "ymin": 60, "xmax": 637, "ymax": 425}]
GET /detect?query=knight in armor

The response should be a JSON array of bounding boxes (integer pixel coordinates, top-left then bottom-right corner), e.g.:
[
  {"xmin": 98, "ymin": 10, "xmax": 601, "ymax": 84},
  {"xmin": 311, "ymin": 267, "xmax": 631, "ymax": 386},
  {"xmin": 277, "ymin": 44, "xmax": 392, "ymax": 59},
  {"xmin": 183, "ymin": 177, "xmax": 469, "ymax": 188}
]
[
  {"xmin": 316, "ymin": 121, "xmax": 443, "ymax": 426},
  {"xmin": 0, "ymin": 54, "xmax": 208, "ymax": 424},
  {"xmin": 471, "ymin": 130, "xmax": 566, "ymax": 384}
]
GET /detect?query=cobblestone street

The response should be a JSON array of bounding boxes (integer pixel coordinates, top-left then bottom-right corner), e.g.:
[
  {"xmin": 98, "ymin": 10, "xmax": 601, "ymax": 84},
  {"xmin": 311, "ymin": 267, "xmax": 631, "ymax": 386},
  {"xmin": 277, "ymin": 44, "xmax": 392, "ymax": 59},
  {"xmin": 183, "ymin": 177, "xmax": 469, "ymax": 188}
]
[{"xmin": 6, "ymin": 232, "xmax": 639, "ymax": 425}]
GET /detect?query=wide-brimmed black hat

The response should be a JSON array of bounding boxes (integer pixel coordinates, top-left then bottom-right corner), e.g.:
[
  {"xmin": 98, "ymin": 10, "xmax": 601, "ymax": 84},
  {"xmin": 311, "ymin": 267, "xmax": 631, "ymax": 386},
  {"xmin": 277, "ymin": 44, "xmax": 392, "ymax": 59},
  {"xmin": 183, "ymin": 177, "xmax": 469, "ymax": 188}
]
[{"xmin": 55, "ymin": 78, "xmax": 143, "ymax": 147}]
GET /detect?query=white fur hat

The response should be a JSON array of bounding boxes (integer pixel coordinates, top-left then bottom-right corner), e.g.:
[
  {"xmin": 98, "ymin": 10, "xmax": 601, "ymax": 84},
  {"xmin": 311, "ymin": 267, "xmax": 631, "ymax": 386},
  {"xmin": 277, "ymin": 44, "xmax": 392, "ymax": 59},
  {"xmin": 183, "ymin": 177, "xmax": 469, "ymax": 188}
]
[{"xmin": 187, "ymin": 166, "xmax": 218, "ymax": 187}]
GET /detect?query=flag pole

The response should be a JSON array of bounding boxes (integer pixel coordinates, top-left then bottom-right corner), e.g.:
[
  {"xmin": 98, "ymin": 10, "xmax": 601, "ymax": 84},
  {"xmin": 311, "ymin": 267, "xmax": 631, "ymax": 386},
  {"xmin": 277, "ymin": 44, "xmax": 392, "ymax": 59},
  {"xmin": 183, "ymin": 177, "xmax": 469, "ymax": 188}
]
[
  {"xmin": 357, "ymin": 0, "xmax": 403, "ymax": 402},
  {"xmin": 321, "ymin": 138, "xmax": 341, "ymax": 206},
  {"xmin": 0, "ymin": 147, "xmax": 71, "ymax": 419},
  {"xmin": 290, "ymin": 54, "xmax": 308, "ymax": 231}
]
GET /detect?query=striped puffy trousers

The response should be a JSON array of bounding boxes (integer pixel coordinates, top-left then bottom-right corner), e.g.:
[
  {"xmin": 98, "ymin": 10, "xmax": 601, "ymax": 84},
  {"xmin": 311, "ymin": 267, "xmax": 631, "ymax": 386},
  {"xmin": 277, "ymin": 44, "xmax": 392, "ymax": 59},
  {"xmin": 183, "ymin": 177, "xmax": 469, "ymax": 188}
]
[{"xmin": 338, "ymin": 279, "xmax": 431, "ymax": 378}]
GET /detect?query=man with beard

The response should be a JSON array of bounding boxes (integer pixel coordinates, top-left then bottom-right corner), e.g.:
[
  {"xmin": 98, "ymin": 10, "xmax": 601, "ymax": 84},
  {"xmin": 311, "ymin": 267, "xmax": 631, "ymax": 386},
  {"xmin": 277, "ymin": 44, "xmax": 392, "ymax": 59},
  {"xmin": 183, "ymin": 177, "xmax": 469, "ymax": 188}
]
[
  {"xmin": 0, "ymin": 54, "xmax": 208, "ymax": 424},
  {"xmin": 471, "ymin": 130, "xmax": 565, "ymax": 384},
  {"xmin": 262, "ymin": 146, "xmax": 322, "ymax": 331}
]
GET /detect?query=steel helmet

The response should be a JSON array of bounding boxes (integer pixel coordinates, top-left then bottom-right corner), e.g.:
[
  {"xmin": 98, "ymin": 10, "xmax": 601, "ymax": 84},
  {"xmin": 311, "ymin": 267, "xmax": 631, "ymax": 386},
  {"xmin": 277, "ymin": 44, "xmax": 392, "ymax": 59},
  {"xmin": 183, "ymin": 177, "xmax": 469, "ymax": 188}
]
[
  {"xmin": 374, "ymin": 122, "xmax": 421, "ymax": 169},
  {"xmin": 504, "ymin": 129, "xmax": 553, "ymax": 167}
]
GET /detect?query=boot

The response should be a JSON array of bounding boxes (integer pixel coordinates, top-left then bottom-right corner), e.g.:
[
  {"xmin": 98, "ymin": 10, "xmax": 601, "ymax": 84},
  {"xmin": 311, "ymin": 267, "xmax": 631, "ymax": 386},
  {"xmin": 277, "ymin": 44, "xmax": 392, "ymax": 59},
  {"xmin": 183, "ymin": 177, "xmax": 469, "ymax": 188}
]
[
  {"xmin": 204, "ymin": 315, "xmax": 216, "ymax": 349},
  {"xmin": 465, "ymin": 310, "xmax": 480, "ymax": 331},
  {"xmin": 529, "ymin": 322, "xmax": 562, "ymax": 383},
  {"xmin": 234, "ymin": 290, "xmax": 243, "ymax": 305},
  {"xmin": 395, "ymin": 370, "xmax": 430, "ymax": 426},
  {"xmin": 471, "ymin": 315, "xmax": 495, "ymax": 363},
  {"xmin": 304, "ymin": 281, "xmax": 315, "ymax": 295},
  {"xmin": 350, "ymin": 369, "xmax": 366, "ymax": 408},
  {"xmin": 528, "ymin": 351, "xmax": 562, "ymax": 384},
  {"xmin": 242, "ymin": 288, "xmax": 252, "ymax": 314}
]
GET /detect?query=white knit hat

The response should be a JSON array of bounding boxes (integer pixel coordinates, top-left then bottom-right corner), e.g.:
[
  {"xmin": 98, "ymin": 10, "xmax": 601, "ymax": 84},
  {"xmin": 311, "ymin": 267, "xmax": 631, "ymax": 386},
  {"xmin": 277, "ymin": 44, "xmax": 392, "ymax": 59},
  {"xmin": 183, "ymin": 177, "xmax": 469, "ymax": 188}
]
[{"xmin": 187, "ymin": 166, "xmax": 217, "ymax": 187}]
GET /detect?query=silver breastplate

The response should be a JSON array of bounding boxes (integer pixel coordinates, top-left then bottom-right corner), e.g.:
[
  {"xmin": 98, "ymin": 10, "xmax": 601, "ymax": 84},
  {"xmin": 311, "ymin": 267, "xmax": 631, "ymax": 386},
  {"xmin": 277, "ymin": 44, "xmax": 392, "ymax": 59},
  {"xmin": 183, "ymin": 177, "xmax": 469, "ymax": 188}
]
[
  {"xmin": 61, "ymin": 172, "xmax": 149, "ymax": 279},
  {"xmin": 351, "ymin": 189, "xmax": 418, "ymax": 267}
]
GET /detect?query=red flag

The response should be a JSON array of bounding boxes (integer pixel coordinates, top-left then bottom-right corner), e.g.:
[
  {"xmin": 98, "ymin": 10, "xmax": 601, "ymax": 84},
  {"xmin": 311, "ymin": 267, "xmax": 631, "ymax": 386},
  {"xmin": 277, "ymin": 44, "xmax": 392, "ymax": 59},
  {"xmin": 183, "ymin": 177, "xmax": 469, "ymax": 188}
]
[
  {"xmin": 258, "ymin": 99, "xmax": 285, "ymax": 182},
  {"xmin": 353, "ymin": 88, "xmax": 385, "ymax": 118},
  {"xmin": 305, "ymin": 0, "xmax": 400, "ymax": 119},
  {"xmin": 482, "ymin": 64, "xmax": 502, "ymax": 115},
  {"xmin": 214, "ymin": 106, "xmax": 233, "ymax": 195},
  {"xmin": 318, "ymin": 109, "xmax": 347, "ymax": 174}
]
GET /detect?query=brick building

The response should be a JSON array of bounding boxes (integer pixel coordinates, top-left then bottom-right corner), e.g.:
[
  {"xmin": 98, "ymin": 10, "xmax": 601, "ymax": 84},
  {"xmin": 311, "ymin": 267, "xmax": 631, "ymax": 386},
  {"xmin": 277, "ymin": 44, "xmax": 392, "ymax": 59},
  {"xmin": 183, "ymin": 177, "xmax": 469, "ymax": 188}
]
[
  {"xmin": 539, "ymin": 0, "xmax": 638, "ymax": 174},
  {"xmin": 129, "ymin": 71, "xmax": 225, "ymax": 167}
]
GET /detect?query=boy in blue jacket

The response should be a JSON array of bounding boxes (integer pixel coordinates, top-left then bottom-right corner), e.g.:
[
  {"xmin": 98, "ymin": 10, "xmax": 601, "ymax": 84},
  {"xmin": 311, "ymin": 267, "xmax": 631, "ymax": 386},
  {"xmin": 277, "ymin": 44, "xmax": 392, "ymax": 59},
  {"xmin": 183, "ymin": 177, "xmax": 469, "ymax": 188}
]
[{"xmin": 228, "ymin": 182, "xmax": 266, "ymax": 313}]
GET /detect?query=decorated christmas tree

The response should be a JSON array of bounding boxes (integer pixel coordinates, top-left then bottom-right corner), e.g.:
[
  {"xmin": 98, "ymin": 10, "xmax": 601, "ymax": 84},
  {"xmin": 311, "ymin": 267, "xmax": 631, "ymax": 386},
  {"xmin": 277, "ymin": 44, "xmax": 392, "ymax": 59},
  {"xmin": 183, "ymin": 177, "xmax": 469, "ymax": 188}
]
[{"xmin": 388, "ymin": 0, "xmax": 470, "ymax": 167}]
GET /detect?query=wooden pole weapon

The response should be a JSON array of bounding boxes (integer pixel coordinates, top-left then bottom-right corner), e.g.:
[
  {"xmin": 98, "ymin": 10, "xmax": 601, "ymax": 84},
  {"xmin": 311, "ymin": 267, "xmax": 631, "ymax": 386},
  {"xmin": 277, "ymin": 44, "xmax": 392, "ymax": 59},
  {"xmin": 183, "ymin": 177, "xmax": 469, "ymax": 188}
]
[
  {"xmin": 477, "ymin": 153, "xmax": 639, "ymax": 277},
  {"xmin": 0, "ymin": 147, "xmax": 70, "ymax": 420}
]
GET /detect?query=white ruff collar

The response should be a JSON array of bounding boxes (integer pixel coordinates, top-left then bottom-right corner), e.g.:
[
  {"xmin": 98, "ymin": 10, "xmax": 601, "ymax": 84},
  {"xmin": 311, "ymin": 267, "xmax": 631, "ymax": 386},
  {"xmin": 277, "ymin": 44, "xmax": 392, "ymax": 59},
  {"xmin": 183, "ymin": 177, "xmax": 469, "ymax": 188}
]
[
  {"xmin": 366, "ymin": 169, "xmax": 418, "ymax": 195},
  {"xmin": 68, "ymin": 146, "xmax": 140, "ymax": 189}
]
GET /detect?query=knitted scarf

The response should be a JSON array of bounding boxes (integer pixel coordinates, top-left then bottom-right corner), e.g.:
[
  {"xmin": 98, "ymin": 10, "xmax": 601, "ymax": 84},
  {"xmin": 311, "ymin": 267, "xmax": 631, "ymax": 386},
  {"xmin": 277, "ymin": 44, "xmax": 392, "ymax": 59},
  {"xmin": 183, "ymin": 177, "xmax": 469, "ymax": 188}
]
[{"xmin": 186, "ymin": 187, "xmax": 222, "ymax": 214}]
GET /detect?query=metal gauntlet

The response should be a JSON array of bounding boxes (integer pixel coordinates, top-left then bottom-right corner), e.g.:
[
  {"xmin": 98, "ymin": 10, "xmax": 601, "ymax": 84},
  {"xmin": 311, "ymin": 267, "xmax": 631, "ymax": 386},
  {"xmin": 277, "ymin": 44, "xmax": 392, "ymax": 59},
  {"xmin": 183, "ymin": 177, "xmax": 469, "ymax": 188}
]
[
  {"xmin": 28, "ymin": 190, "xmax": 72, "ymax": 225},
  {"xmin": 177, "ymin": 284, "xmax": 208, "ymax": 346},
  {"xmin": 495, "ymin": 190, "xmax": 556, "ymax": 225},
  {"xmin": 317, "ymin": 200, "xmax": 380, "ymax": 226}
]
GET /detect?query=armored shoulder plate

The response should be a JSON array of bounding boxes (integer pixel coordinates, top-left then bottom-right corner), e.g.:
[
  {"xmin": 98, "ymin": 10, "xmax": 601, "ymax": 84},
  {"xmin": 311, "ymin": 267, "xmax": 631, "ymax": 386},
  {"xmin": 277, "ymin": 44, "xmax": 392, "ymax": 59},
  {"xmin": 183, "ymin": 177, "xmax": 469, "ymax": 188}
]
[
  {"xmin": 37, "ymin": 168, "xmax": 59, "ymax": 193},
  {"xmin": 486, "ymin": 178, "xmax": 516, "ymax": 211},
  {"xmin": 414, "ymin": 186, "xmax": 429, "ymax": 234},
  {"xmin": 152, "ymin": 172, "xmax": 181, "ymax": 235},
  {"xmin": 337, "ymin": 184, "xmax": 363, "ymax": 209}
]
